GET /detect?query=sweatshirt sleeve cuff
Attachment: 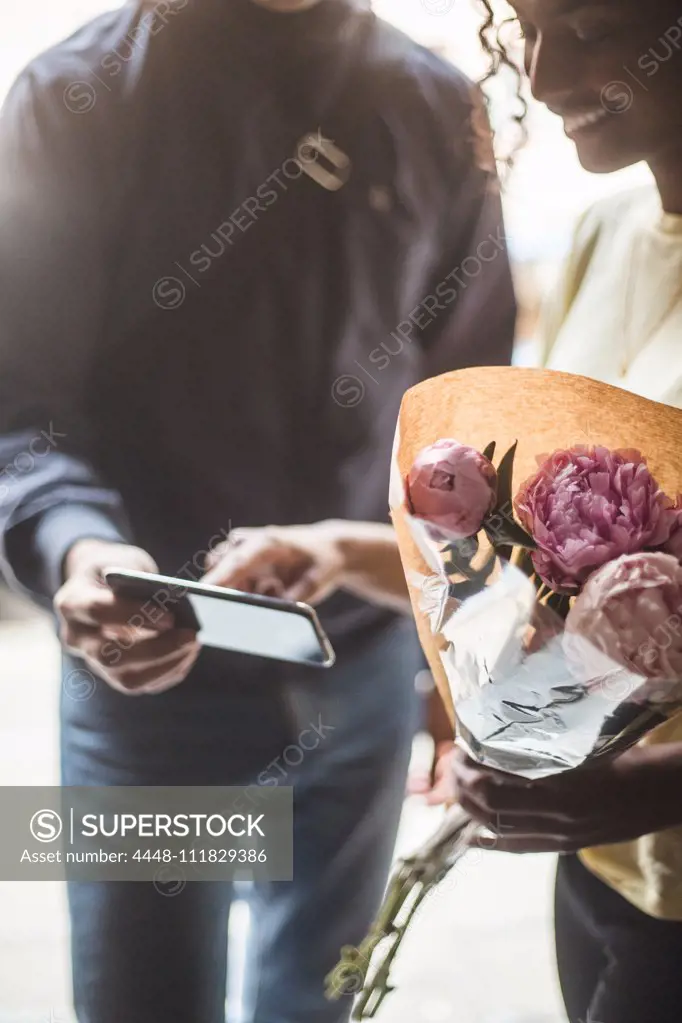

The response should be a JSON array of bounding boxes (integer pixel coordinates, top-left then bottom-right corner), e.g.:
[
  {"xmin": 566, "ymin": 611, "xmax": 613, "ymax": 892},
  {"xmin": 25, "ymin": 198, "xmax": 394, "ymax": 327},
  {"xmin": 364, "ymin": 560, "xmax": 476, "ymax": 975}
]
[{"xmin": 31, "ymin": 504, "xmax": 130, "ymax": 601}]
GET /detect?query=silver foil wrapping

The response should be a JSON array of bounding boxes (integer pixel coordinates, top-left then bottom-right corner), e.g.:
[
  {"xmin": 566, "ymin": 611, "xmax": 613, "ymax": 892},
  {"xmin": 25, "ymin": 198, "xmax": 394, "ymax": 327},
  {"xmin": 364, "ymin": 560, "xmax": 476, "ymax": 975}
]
[{"xmin": 405, "ymin": 513, "xmax": 674, "ymax": 780}]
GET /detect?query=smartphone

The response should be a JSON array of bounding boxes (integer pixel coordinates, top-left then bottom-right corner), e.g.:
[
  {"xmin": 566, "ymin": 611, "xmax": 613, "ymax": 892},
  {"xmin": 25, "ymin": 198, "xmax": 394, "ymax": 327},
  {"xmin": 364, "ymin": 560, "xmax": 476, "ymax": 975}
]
[{"xmin": 103, "ymin": 568, "xmax": 336, "ymax": 668}]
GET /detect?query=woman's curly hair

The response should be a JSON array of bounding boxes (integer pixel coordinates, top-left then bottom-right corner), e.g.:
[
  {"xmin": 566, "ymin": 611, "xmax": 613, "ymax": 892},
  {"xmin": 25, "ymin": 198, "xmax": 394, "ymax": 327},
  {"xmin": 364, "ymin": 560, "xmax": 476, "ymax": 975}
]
[{"xmin": 475, "ymin": 0, "xmax": 529, "ymax": 170}]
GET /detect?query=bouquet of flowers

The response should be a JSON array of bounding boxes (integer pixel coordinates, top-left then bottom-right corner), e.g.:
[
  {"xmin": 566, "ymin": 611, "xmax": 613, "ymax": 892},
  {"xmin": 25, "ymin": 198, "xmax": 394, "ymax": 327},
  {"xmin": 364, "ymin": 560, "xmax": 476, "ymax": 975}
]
[{"xmin": 326, "ymin": 367, "xmax": 682, "ymax": 1019}]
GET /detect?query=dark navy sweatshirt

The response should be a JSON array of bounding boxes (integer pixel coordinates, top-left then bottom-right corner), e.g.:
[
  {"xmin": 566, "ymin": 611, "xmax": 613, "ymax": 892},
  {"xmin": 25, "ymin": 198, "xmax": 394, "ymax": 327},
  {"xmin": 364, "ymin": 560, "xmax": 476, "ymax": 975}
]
[{"xmin": 0, "ymin": 0, "xmax": 515, "ymax": 652}]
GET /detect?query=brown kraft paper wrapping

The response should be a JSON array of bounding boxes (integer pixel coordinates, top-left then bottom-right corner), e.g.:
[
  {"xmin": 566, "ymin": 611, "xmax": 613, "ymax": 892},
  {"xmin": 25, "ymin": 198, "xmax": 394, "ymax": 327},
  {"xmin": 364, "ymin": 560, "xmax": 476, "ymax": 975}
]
[{"xmin": 389, "ymin": 366, "xmax": 682, "ymax": 727}]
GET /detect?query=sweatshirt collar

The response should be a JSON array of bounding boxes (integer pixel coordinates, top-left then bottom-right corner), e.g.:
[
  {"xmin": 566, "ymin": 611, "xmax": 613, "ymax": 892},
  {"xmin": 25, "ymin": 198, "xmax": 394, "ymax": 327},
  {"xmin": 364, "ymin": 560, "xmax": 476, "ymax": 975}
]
[{"xmin": 140, "ymin": 0, "xmax": 369, "ymax": 31}]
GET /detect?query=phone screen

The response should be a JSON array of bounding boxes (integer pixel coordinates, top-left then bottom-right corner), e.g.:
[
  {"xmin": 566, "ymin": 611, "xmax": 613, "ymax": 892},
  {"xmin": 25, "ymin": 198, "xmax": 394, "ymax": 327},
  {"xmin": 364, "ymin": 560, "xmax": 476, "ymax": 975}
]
[
  {"xmin": 104, "ymin": 570, "xmax": 335, "ymax": 668},
  {"xmin": 189, "ymin": 592, "xmax": 330, "ymax": 665}
]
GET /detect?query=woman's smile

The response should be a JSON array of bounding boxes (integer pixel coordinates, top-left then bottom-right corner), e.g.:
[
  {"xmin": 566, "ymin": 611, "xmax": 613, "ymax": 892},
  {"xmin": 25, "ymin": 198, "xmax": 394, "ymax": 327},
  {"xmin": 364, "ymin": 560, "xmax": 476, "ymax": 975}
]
[{"xmin": 561, "ymin": 105, "xmax": 610, "ymax": 138}]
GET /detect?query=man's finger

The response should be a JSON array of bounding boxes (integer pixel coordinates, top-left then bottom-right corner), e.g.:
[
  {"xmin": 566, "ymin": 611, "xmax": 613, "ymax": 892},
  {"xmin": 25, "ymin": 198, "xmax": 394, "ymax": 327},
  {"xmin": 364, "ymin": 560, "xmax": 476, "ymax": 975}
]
[
  {"xmin": 252, "ymin": 575, "xmax": 286, "ymax": 597},
  {"xmin": 203, "ymin": 539, "xmax": 287, "ymax": 588},
  {"xmin": 284, "ymin": 567, "xmax": 327, "ymax": 605},
  {"xmin": 70, "ymin": 626, "xmax": 195, "ymax": 675},
  {"xmin": 425, "ymin": 771, "xmax": 457, "ymax": 806},
  {"xmin": 60, "ymin": 619, "xmax": 99, "ymax": 656},
  {"xmin": 110, "ymin": 635, "xmax": 201, "ymax": 692},
  {"xmin": 135, "ymin": 645, "xmax": 203, "ymax": 695},
  {"xmin": 204, "ymin": 528, "xmax": 255, "ymax": 572},
  {"xmin": 406, "ymin": 769, "xmax": 432, "ymax": 796},
  {"xmin": 58, "ymin": 588, "xmax": 174, "ymax": 632},
  {"xmin": 226, "ymin": 527, "xmax": 255, "ymax": 546},
  {"xmin": 99, "ymin": 628, "xmax": 199, "ymax": 673}
]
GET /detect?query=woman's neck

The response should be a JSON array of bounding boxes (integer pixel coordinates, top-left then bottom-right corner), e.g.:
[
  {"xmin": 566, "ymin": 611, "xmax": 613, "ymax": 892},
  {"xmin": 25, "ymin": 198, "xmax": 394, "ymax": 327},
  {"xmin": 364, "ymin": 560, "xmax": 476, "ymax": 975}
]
[{"xmin": 649, "ymin": 146, "xmax": 682, "ymax": 215}]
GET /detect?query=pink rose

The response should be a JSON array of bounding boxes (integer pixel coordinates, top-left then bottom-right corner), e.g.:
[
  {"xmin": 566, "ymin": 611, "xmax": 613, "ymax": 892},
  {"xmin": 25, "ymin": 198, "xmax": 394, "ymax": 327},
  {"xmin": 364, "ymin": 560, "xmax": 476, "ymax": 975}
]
[
  {"xmin": 565, "ymin": 551, "xmax": 682, "ymax": 704},
  {"xmin": 515, "ymin": 446, "xmax": 680, "ymax": 594},
  {"xmin": 406, "ymin": 439, "xmax": 497, "ymax": 542}
]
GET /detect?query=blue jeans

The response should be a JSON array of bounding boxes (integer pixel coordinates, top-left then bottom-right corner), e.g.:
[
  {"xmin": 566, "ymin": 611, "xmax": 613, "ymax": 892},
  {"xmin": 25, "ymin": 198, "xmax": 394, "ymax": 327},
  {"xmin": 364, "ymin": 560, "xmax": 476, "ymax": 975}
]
[{"xmin": 61, "ymin": 619, "xmax": 420, "ymax": 1023}]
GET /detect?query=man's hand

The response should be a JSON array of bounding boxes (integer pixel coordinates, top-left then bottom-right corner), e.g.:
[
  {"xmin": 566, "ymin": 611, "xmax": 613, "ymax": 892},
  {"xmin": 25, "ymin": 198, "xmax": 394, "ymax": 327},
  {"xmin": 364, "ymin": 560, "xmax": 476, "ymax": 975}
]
[
  {"xmin": 203, "ymin": 523, "xmax": 346, "ymax": 605},
  {"xmin": 408, "ymin": 740, "xmax": 458, "ymax": 805},
  {"xmin": 451, "ymin": 743, "xmax": 682, "ymax": 853},
  {"xmin": 408, "ymin": 685, "xmax": 457, "ymax": 803},
  {"xmin": 55, "ymin": 540, "xmax": 200, "ymax": 696},
  {"xmin": 203, "ymin": 520, "xmax": 410, "ymax": 612}
]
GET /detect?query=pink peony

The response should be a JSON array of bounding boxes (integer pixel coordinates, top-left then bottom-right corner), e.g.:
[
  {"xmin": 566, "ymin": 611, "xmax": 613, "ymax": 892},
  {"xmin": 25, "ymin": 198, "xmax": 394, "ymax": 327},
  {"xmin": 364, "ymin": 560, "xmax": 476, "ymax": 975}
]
[
  {"xmin": 406, "ymin": 439, "xmax": 497, "ymax": 542},
  {"xmin": 663, "ymin": 498, "xmax": 682, "ymax": 562},
  {"xmin": 515, "ymin": 446, "xmax": 680, "ymax": 594},
  {"xmin": 565, "ymin": 551, "xmax": 682, "ymax": 704}
]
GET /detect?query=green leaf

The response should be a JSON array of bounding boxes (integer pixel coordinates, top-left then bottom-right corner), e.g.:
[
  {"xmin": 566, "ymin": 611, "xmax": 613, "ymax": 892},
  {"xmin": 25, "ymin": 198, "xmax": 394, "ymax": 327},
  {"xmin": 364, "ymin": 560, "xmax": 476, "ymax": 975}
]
[
  {"xmin": 443, "ymin": 535, "xmax": 479, "ymax": 561},
  {"xmin": 448, "ymin": 579, "xmax": 481, "ymax": 600},
  {"xmin": 444, "ymin": 546, "xmax": 497, "ymax": 594},
  {"xmin": 442, "ymin": 535, "xmax": 480, "ymax": 579},
  {"xmin": 449, "ymin": 565, "xmax": 496, "ymax": 597},
  {"xmin": 482, "ymin": 441, "xmax": 496, "ymax": 462},
  {"xmin": 495, "ymin": 544, "xmax": 513, "ymax": 564},
  {"xmin": 499, "ymin": 516, "xmax": 537, "ymax": 550},
  {"xmin": 545, "ymin": 591, "xmax": 572, "ymax": 619},
  {"xmin": 513, "ymin": 548, "xmax": 535, "ymax": 576},
  {"xmin": 483, "ymin": 510, "xmax": 537, "ymax": 550},
  {"xmin": 495, "ymin": 440, "xmax": 518, "ymax": 510},
  {"xmin": 469, "ymin": 549, "xmax": 498, "ymax": 585},
  {"xmin": 444, "ymin": 560, "xmax": 469, "ymax": 579}
]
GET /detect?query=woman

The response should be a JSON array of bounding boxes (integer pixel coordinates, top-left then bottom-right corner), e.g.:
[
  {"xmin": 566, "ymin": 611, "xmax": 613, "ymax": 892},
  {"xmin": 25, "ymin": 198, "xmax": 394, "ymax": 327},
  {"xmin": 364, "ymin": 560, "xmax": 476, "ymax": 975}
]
[
  {"xmin": 204, "ymin": 2, "xmax": 682, "ymax": 1019},
  {"xmin": 469, "ymin": 5, "xmax": 682, "ymax": 1021}
]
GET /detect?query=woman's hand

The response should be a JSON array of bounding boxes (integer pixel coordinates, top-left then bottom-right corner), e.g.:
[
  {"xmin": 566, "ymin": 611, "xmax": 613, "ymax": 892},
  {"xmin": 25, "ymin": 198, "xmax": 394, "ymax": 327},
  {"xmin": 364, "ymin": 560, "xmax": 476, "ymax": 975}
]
[
  {"xmin": 203, "ymin": 520, "xmax": 410, "ymax": 611},
  {"xmin": 451, "ymin": 742, "xmax": 682, "ymax": 853}
]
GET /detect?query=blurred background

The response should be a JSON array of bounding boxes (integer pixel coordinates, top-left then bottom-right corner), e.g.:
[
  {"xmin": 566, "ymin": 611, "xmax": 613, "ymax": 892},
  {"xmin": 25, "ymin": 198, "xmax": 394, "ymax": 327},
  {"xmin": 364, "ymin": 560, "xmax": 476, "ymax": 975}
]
[{"xmin": 0, "ymin": 2, "xmax": 654, "ymax": 1022}]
